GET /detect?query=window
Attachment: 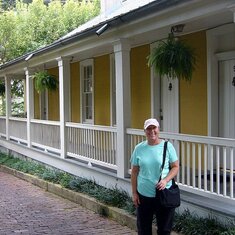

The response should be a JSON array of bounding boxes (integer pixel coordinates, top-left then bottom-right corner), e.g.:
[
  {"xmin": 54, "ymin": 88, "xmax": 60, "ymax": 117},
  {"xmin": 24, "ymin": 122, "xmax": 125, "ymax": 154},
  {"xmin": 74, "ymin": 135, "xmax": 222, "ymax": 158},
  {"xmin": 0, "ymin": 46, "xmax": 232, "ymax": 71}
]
[{"xmin": 80, "ymin": 59, "xmax": 94, "ymax": 124}]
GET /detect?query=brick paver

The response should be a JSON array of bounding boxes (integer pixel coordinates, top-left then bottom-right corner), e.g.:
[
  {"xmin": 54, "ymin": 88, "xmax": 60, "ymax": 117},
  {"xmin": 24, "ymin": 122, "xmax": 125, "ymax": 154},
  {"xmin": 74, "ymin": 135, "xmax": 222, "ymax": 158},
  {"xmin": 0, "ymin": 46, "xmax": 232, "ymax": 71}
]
[{"xmin": 0, "ymin": 171, "xmax": 137, "ymax": 235}]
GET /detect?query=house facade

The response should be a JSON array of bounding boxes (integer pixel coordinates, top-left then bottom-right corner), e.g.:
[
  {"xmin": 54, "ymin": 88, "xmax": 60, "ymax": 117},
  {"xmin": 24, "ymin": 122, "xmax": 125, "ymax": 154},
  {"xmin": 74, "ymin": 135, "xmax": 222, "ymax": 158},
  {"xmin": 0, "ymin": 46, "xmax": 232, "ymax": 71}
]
[{"xmin": 0, "ymin": 0, "xmax": 234, "ymax": 222}]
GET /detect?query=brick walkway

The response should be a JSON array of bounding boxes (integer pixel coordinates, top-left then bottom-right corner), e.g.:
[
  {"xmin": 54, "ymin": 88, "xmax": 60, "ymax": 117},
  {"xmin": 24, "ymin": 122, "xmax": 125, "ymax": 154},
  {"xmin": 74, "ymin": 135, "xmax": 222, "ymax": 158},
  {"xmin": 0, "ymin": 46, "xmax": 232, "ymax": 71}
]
[{"xmin": 0, "ymin": 171, "xmax": 137, "ymax": 235}]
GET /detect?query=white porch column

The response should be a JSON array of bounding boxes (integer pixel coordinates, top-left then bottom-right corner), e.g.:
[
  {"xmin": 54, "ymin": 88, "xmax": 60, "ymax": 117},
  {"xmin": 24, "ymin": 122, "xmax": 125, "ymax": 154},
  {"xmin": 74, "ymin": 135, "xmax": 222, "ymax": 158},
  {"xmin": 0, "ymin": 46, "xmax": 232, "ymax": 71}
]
[
  {"xmin": 57, "ymin": 57, "xmax": 71, "ymax": 159},
  {"xmin": 113, "ymin": 39, "xmax": 131, "ymax": 178},
  {"xmin": 228, "ymin": 4, "xmax": 235, "ymax": 22},
  {"xmin": 4, "ymin": 75, "xmax": 11, "ymax": 141},
  {"xmin": 24, "ymin": 68, "xmax": 34, "ymax": 147}
]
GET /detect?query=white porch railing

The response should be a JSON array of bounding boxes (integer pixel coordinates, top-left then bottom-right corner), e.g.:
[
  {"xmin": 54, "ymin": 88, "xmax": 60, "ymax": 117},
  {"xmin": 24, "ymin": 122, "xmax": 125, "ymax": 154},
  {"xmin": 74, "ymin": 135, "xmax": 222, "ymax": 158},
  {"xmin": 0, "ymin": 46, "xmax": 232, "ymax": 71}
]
[
  {"xmin": 126, "ymin": 128, "xmax": 235, "ymax": 200},
  {"xmin": 9, "ymin": 117, "xmax": 27, "ymax": 144},
  {"xmin": 0, "ymin": 116, "xmax": 6, "ymax": 137},
  {"xmin": 66, "ymin": 122, "xmax": 117, "ymax": 170},
  {"xmin": 1, "ymin": 117, "xmax": 234, "ymax": 201},
  {"xmin": 31, "ymin": 119, "xmax": 61, "ymax": 153}
]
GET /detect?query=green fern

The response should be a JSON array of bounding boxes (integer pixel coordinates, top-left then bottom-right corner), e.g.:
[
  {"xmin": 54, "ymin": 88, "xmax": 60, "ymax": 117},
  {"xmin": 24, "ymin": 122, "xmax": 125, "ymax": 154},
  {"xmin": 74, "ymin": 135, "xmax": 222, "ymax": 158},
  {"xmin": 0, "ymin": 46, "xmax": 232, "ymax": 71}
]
[
  {"xmin": 32, "ymin": 71, "xmax": 58, "ymax": 93},
  {"xmin": 148, "ymin": 33, "xmax": 196, "ymax": 81}
]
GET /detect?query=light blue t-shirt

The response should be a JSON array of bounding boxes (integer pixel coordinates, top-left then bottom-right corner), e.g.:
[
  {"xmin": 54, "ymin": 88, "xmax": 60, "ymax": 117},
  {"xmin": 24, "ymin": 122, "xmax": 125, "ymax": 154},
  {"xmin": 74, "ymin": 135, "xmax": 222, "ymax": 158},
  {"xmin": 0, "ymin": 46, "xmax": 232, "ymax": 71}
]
[{"xmin": 130, "ymin": 140, "xmax": 178, "ymax": 197}]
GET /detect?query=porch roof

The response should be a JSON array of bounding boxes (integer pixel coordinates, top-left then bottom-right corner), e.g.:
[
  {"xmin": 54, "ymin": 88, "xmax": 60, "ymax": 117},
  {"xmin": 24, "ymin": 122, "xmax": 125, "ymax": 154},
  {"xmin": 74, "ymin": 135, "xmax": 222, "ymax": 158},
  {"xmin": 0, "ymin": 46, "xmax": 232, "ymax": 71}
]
[{"xmin": 0, "ymin": 0, "xmax": 189, "ymax": 70}]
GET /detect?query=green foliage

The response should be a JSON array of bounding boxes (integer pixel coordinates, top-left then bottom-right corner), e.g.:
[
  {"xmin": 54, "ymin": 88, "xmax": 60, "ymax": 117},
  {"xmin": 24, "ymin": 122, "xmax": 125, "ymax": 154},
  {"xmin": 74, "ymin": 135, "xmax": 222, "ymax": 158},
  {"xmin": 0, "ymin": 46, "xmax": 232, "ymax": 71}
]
[
  {"xmin": 173, "ymin": 209, "xmax": 235, "ymax": 235},
  {"xmin": 59, "ymin": 172, "xmax": 74, "ymax": 188},
  {"xmin": 0, "ymin": 80, "xmax": 5, "ymax": 96},
  {"xmin": 0, "ymin": 0, "xmax": 100, "ymax": 63},
  {"xmin": 39, "ymin": 168, "xmax": 64, "ymax": 183},
  {"xmin": 0, "ymin": 0, "xmax": 100, "ymax": 115},
  {"xmin": 1, "ymin": 155, "xmax": 19, "ymax": 166},
  {"xmin": 11, "ymin": 80, "xmax": 24, "ymax": 97},
  {"xmin": 0, "ymin": 153, "xmax": 10, "ymax": 163},
  {"xmin": 32, "ymin": 71, "xmax": 58, "ymax": 93},
  {"xmin": 94, "ymin": 186, "xmax": 130, "ymax": 208},
  {"xmin": 148, "ymin": 33, "xmax": 196, "ymax": 81},
  {"xmin": 0, "ymin": 0, "xmax": 17, "ymax": 10},
  {"xmin": 0, "ymin": 153, "xmax": 46, "ymax": 174}
]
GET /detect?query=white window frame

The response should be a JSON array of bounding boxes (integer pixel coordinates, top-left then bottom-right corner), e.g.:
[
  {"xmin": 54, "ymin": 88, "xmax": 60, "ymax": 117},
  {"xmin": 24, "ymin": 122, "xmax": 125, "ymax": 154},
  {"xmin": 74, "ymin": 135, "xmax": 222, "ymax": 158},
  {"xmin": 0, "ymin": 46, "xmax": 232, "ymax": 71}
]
[
  {"xmin": 110, "ymin": 54, "xmax": 116, "ymax": 126},
  {"xmin": 39, "ymin": 90, "xmax": 48, "ymax": 120},
  {"xmin": 80, "ymin": 59, "xmax": 94, "ymax": 124}
]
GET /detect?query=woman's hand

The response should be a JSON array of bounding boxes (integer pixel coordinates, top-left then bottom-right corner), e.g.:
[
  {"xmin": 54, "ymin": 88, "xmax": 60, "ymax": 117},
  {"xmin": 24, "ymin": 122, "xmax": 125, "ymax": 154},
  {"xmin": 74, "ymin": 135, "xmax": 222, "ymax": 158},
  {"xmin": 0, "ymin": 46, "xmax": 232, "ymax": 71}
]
[
  {"xmin": 157, "ymin": 160, "xmax": 179, "ymax": 190},
  {"xmin": 156, "ymin": 178, "xmax": 167, "ymax": 190},
  {"xmin": 131, "ymin": 165, "xmax": 140, "ymax": 207},
  {"xmin": 132, "ymin": 192, "xmax": 140, "ymax": 207}
]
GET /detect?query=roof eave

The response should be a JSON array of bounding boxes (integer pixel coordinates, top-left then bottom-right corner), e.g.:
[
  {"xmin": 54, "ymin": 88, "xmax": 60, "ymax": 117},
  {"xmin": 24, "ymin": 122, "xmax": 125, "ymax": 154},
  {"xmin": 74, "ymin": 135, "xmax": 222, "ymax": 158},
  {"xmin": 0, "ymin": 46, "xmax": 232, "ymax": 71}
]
[{"xmin": 0, "ymin": 0, "xmax": 192, "ymax": 70}]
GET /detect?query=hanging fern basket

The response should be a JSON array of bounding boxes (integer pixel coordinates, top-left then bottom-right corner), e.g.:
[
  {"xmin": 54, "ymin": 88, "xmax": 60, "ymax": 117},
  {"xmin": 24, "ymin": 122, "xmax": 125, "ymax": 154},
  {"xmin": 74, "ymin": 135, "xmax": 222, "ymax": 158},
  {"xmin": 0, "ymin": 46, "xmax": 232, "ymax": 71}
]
[
  {"xmin": 32, "ymin": 71, "xmax": 58, "ymax": 93},
  {"xmin": 148, "ymin": 33, "xmax": 196, "ymax": 81}
]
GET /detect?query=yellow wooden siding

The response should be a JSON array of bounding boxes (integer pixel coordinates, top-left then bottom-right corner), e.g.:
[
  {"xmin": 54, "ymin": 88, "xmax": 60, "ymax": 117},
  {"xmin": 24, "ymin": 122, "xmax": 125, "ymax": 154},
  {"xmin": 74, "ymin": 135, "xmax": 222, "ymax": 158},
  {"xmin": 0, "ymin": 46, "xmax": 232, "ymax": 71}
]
[
  {"xmin": 94, "ymin": 55, "xmax": 110, "ymax": 126},
  {"xmin": 70, "ymin": 62, "xmax": 80, "ymax": 123},
  {"xmin": 47, "ymin": 67, "xmax": 59, "ymax": 121},
  {"xmin": 179, "ymin": 31, "xmax": 207, "ymax": 136},
  {"xmin": 130, "ymin": 44, "xmax": 151, "ymax": 129}
]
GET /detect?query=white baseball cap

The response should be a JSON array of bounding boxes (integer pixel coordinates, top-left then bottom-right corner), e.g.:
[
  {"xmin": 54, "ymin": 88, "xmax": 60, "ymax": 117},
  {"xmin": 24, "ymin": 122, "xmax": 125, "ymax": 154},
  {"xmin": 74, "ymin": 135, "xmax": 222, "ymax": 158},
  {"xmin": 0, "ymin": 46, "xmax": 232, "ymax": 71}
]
[{"xmin": 144, "ymin": 118, "xmax": 160, "ymax": 130}]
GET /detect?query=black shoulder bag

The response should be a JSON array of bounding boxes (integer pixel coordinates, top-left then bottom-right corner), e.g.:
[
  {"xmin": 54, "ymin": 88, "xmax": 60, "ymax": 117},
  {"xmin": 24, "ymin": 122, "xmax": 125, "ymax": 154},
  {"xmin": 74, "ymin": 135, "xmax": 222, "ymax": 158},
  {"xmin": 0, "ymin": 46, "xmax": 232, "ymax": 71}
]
[{"xmin": 156, "ymin": 141, "xmax": 181, "ymax": 208}]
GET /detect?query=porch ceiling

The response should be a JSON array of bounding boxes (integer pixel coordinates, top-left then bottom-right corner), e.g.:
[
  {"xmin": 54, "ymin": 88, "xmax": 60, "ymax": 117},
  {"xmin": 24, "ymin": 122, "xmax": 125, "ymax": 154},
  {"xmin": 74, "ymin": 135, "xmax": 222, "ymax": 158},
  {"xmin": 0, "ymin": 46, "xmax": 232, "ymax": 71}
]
[
  {"xmin": 0, "ymin": 0, "xmax": 234, "ymax": 76},
  {"xmin": 44, "ymin": 1, "xmax": 235, "ymax": 63}
]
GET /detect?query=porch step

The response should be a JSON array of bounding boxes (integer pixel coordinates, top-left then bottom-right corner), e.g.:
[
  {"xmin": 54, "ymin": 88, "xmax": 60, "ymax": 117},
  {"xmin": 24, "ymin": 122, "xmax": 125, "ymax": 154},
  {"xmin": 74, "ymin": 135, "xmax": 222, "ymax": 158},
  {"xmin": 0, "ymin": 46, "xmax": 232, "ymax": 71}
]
[{"xmin": 180, "ymin": 190, "xmax": 235, "ymax": 225}]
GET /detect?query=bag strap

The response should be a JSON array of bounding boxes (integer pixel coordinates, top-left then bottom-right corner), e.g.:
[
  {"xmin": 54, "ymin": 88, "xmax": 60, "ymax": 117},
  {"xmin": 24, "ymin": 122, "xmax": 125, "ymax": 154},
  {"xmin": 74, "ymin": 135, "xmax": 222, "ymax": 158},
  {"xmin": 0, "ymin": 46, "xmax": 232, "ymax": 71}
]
[
  {"xmin": 161, "ymin": 141, "xmax": 168, "ymax": 171},
  {"xmin": 159, "ymin": 141, "xmax": 168, "ymax": 181},
  {"xmin": 159, "ymin": 140, "xmax": 176, "ymax": 185}
]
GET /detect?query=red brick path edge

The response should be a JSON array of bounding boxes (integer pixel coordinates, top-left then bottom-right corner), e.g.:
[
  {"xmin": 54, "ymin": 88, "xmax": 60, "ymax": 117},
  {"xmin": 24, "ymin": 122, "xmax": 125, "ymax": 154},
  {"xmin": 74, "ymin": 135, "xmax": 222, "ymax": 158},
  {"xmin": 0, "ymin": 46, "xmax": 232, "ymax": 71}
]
[{"xmin": 0, "ymin": 165, "xmax": 180, "ymax": 235}]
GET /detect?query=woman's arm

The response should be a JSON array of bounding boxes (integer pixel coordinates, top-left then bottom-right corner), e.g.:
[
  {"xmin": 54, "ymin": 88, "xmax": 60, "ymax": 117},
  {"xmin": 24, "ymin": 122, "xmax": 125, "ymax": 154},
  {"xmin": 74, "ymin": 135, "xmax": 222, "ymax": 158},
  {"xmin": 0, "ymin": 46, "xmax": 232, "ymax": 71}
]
[
  {"xmin": 156, "ymin": 160, "xmax": 179, "ymax": 190},
  {"xmin": 131, "ymin": 165, "xmax": 140, "ymax": 207}
]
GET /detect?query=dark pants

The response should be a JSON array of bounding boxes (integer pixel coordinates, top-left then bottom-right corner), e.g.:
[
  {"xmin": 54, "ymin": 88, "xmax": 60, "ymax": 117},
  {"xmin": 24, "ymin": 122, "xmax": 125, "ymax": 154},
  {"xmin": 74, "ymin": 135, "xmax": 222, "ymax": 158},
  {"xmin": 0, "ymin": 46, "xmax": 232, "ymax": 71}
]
[{"xmin": 137, "ymin": 192, "xmax": 175, "ymax": 235}]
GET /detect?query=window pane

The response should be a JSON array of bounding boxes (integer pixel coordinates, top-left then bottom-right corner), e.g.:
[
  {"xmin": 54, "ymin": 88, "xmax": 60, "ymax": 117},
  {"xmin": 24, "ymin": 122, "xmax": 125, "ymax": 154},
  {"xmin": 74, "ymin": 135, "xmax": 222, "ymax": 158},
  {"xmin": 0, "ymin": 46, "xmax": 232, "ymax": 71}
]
[{"xmin": 81, "ymin": 61, "xmax": 93, "ymax": 123}]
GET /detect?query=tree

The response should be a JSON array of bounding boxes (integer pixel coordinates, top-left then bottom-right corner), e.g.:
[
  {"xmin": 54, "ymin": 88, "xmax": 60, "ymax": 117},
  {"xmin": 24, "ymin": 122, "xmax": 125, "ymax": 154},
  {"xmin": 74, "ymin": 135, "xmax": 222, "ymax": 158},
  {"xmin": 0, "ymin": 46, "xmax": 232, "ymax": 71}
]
[
  {"xmin": 0, "ymin": 0, "xmax": 96, "ymax": 10},
  {"xmin": 0, "ymin": 0, "xmax": 100, "ymax": 63},
  {"xmin": 0, "ymin": 0, "xmax": 100, "ymax": 116}
]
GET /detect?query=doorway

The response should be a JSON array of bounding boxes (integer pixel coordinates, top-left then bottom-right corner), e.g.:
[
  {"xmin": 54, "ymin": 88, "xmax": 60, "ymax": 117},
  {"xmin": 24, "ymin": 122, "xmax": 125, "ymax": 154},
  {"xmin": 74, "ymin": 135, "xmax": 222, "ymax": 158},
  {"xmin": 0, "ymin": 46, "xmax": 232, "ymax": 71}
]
[
  {"xmin": 219, "ymin": 59, "xmax": 235, "ymax": 170},
  {"xmin": 160, "ymin": 76, "xmax": 179, "ymax": 133}
]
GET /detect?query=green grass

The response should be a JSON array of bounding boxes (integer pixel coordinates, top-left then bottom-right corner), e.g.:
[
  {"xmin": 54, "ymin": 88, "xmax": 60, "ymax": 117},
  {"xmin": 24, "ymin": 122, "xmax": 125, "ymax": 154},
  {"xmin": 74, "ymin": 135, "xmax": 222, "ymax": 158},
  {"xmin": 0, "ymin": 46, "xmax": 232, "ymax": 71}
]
[{"xmin": 0, "ymin": 152, "xmax": 234, "ymax": 234}]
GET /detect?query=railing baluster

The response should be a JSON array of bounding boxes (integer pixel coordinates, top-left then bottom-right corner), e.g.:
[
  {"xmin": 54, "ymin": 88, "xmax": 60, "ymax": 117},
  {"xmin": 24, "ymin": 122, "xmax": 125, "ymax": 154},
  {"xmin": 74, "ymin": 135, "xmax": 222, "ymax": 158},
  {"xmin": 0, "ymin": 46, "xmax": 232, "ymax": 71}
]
[
  {"xmin": 175, "ymin": 140, "xmax": 180, "ymax": 183},
  {"xmin": 198, "ymin": 144, "xmax": 201, "ymax": 189},
  {"xmin": 230, "ymin": 148, "xmax": 234, "ymax": 198},
  {"xmin": 216, "ymin": 146, "xmax": 220, "ymax": 195},
  {"xmin": 192, "ymin": 143, "xmax": 195, "ymax": 187},
  {"xmin": 187, "ymin": 142, "xmax": 190, "ymax": 186},
  {"xmin": 223, "ymin": 147, "xmax": 227, "ymax": 196},
  {"xmin": 209, "ymin": 145, "xmax": 214, "ymax": 193},
  {"xmin": 181, "ymin": 141, "xmax": 185, "ymax": 185},
  {"xmin": 204, "ymin": 144, "xmax": 208, "ymax": 191}
]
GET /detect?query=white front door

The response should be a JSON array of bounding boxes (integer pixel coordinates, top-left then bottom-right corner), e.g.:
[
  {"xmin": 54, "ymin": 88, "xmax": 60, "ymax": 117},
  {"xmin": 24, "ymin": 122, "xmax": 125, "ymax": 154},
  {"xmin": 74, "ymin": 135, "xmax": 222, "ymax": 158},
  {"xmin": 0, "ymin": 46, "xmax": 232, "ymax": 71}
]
[
  {"xmin": 219, "ymin": 59, "xmax": 235, "ymax": 170},
  {"xmin": 160, "ymin": 77, "xmax": 179, "ymax": 133},
  {"xmin": 219, "ymin": 59, "xmax": 235, "ymax": 138}
]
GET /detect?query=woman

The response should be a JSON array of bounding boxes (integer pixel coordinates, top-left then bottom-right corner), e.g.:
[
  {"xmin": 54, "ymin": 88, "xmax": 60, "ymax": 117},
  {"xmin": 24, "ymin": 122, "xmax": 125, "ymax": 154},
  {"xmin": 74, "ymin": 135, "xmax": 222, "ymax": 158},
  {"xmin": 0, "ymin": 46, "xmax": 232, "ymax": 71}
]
[{"xmin": 130, "ymin": 118, "xmax": 179, "ymax": 235}]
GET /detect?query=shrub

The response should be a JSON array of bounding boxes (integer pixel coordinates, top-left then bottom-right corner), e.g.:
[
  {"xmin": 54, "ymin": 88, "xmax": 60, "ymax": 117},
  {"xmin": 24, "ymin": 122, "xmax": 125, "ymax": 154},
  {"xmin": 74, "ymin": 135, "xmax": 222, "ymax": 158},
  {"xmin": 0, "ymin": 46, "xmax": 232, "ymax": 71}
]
[{"xmin": 173, "ymin": 209, "xmax": 235, "ymax": 235}]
